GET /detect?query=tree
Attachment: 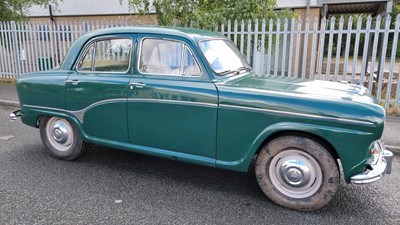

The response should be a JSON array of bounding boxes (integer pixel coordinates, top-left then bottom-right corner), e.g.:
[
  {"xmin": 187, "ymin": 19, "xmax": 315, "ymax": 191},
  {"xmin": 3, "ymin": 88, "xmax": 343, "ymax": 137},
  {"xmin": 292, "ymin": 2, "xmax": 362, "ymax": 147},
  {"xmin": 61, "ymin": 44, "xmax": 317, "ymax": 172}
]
[
  {"xmin": 0, "ymin": 0, "xmax": 59, "ymax": 21},
  {"xmin": 392, "ymin": 0, "xmax": 400, "ymax": 18},
  {"xmin": 125, "ymin": 0, "xmax": 293, "ymax": 29}
]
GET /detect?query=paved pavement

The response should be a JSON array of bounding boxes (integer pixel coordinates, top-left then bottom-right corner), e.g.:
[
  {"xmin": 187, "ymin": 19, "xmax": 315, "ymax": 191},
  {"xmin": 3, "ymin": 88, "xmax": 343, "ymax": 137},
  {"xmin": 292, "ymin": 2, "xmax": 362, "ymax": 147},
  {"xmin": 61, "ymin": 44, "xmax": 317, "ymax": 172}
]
[
  {"xmin": 0, "ymin": 106, "xmax": 399, "ymax": 224},
  {"xmin": 0, "ymin": 83, "xmax": 19, "ymax": 107},
  {"xmin": 1, "ymin": 83, "xmax": 399, "ymax": 152}
]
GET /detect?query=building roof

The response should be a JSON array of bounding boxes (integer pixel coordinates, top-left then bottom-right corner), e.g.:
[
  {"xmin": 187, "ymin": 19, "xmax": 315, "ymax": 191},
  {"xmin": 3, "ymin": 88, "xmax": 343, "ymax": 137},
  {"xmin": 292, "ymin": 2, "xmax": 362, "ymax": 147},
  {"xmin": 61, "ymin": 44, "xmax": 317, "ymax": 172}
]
[
  {"xmin": 28, "ymin": 0, "xmax": 392, "ymax": 18},
  {"xmin": 325, "ymin": 1, "xmax": 392, "ymax": 16}
]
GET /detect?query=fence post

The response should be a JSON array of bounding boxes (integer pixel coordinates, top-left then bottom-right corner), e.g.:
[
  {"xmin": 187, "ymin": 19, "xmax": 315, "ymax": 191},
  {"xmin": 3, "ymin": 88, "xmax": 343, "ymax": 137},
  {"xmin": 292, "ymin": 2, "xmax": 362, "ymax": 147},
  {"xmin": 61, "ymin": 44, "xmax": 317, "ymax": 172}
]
[
  {"xmin": 376, "ymin": 16, "xmax": 391, "ymax": 104},
  {"xmin": 11, "ymin": 21, "xmax": 21, "ymax": 78},
  {"xmin": 385, "ymin": 14, "xmax": 400, "ymax": 108},
  {"xmin": 83, "ymin": 21, "xmax": 89, "ymax": 33}
]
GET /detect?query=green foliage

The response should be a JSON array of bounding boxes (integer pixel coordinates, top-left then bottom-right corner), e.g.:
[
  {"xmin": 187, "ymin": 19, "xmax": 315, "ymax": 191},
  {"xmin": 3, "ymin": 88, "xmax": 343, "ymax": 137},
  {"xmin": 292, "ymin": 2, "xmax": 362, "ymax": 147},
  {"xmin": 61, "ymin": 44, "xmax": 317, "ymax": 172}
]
[
  {"xmin": 324, "ymin": 13, "xmax": 400, "ymax": 59},
  {"xmin": 0, "ymin": 0, "xmax": 59, "ymax": 21},
  {"xmin": 192, "ymin": 0, "xmax": 277, "ymax": 28},
  {"xmin": 391, "ymin": 0, "xmax": 400, "ymax": 58},
  {"xmin": 125, "ymin": 0, "xmax": 294, "ymax": 29},
  {"xmin": 392, "ymin": 0, "xmax": 400, "ymax": 17}
]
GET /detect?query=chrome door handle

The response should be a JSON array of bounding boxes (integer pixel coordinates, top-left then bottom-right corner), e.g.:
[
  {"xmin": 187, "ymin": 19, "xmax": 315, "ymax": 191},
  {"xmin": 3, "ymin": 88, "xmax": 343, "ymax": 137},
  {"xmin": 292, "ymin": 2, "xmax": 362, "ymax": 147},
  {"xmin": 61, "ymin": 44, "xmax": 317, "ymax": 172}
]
[
  {"xmin": 66, "ymin": 79, "xmax": 79, "ymax": 85},
  {"xmin": 129, "ymin": 82, "xmax": 146, "ymax": 89}
]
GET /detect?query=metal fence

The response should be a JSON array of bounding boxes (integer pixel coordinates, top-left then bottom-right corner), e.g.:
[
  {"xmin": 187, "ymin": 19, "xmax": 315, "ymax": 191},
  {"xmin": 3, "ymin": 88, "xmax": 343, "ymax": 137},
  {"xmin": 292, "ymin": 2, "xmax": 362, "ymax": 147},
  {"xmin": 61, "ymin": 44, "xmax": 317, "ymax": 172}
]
[{"xmin": 0, "ymin": 16, "xmax": 399, "ymax": 108}]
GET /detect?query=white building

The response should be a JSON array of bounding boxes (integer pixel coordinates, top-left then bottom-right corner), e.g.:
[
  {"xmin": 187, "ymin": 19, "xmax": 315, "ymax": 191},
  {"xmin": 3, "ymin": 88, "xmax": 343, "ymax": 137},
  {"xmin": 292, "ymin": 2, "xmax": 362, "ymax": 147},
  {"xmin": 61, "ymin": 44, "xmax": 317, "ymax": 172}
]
[{"xmin": 27, "ymin": 0, "xmax": 393, "ymax": 22}]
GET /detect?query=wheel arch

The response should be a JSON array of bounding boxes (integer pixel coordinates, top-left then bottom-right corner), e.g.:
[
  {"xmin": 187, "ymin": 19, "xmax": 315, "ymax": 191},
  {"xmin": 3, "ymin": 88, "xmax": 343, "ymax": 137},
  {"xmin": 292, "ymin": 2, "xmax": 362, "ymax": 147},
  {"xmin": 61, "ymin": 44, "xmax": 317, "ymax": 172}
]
[
  {"xmin": 255, "ymin": 130, "xmax": 340, "ymax": 161},
  {"xmin": 245, "ymin": 122, "xmax": 343, "ymax": 172},
  {"xmin": 35, "ymin": 113, "xmax": 89, "ymax": 143}
]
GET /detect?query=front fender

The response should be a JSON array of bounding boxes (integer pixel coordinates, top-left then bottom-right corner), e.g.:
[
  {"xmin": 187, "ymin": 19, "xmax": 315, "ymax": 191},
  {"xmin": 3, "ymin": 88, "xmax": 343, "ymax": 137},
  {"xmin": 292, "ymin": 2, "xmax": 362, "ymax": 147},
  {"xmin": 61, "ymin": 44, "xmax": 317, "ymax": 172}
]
[{"xmin": 216, "ymin": 122, "xmax": 375, "ymax": 182}]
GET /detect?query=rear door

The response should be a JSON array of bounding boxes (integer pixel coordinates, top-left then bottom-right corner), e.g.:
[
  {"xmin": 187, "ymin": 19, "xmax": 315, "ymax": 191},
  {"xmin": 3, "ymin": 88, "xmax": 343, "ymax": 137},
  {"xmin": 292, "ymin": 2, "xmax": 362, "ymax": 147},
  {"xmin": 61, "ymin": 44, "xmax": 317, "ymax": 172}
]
[{"xmin": 66, "ymin": 34, "xmax": 136, "ymax": 142}]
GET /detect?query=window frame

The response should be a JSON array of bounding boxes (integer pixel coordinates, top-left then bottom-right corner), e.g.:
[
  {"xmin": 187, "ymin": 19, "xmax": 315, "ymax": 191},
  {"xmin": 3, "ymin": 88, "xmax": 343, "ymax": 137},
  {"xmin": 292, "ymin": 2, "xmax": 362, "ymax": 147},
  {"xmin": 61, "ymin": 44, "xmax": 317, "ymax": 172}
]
[
  {"xmin": 75, "ymin": 36, "xmax": 133, "ymax": 74},
  {"xmin": 197, "ymin": 38, "xmax": 251, "ymax": 76},
  {"xmin": 138, "ymin": 37, "xmax": 202, "ymax": 77}
]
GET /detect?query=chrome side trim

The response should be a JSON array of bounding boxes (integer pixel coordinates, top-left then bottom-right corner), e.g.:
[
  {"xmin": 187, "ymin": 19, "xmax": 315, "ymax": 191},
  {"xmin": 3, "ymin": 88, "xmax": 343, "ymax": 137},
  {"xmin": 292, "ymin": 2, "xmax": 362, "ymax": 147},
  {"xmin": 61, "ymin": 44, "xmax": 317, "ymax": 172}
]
[
  {"xmin": 23, "ymin": 104, "xmax": 64, "ymax": 112},
  {"xmin": 67, "ymin": 98, "xmax": 127, "ymax": 123},
  {"xmin": 25, "ymin": 98, "xmax": 217, "ymax": 124},
  {"xmin": 219, "ymin": 104, "xmax": 374, "ymax": 126},
  {"xmin": 128, "ymin": 98, "xmax": 218, "ymax": 108}
]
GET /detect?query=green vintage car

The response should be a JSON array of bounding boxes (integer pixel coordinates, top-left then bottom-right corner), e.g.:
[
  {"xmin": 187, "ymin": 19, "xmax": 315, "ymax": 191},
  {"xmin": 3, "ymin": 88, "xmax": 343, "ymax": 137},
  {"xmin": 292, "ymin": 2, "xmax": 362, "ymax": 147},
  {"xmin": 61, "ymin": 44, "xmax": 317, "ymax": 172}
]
[{"xmin": 11, "ymin": 27, "xmax": 392, "ymax": 211}]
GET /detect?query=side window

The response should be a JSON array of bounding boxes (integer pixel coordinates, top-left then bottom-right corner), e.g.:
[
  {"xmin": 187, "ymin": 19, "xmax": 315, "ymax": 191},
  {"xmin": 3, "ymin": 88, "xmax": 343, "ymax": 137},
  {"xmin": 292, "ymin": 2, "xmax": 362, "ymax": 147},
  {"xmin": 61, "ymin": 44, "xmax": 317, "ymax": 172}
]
[
  {"xmin": 77, "ymin": 38, "xmax": 132, "ymax": 73},
  {"xmin": 140, "ymin": 38, "xmax": 201, "ymax": 76},
  {"xmin": 182, "ymin": 46, "xmax": 201, "ymax": 76},
  {"xmin": 78, "ymin": 43, "xmax": 94, "ymax": 71}
]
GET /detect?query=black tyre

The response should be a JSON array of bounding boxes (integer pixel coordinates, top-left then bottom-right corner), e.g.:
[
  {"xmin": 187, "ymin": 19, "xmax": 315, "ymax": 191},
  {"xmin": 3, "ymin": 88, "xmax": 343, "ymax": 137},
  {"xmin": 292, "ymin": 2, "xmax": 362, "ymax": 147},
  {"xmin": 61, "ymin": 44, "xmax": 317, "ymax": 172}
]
[
  {"xmin": 39, "ymin": 116, "xmax": 86, "ymax": 160},
  {"xmin": 255, "ymin": 135, "xmax": 339, "ymax": 211}
]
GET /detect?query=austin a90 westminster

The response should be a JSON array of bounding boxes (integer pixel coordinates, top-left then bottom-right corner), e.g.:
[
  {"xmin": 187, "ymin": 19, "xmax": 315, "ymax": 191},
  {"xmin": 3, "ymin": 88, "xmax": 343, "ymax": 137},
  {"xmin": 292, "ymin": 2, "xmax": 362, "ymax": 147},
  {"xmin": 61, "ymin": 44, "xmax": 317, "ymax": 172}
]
[{"xmin": 11, "ymin": 27, "xmax": 393, "ymax": 211}]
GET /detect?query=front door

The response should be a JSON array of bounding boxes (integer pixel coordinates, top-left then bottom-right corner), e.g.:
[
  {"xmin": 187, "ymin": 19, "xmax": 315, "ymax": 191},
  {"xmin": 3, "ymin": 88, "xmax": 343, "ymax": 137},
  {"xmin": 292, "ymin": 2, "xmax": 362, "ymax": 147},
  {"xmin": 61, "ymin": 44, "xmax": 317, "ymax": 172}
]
[
  {"xmin": 66, "ymin": 35, "xmax": 136, "ymax": 142},
  {"xmin": 127, "ymin": 36, "xmax": 218, "ymax": 160}
]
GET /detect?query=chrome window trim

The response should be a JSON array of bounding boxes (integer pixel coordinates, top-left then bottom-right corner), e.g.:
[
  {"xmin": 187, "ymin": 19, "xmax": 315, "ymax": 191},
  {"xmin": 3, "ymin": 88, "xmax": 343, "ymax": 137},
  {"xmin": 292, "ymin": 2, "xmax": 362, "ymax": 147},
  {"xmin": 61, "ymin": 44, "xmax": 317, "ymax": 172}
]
[
  {"xmin": 219, "ymin": 104, "xmax": 374, "ymax": 126},
  {"xmin": 138, "ymin": 37, "xmax": 203, "ymax": 77},
  {"xmin": 76, "ymin": 42, "xmax": 95, "ymax": 71},
  {"xmin": 75, "ymin": 37, "xmax": 133, "ymax": 74}
]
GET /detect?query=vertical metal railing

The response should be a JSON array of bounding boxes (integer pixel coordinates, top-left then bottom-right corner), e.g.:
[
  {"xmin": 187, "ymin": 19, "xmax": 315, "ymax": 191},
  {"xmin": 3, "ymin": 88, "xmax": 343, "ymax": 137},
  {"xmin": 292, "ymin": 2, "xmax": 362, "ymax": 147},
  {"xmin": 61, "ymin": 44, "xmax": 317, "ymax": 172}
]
[
  {"xmin": 218, "ymin": 15, "xmax": 400, "ymax": 109},
  {"xmin": 0, "ymin": 16, "xmax": 399, "ymax": 109}
]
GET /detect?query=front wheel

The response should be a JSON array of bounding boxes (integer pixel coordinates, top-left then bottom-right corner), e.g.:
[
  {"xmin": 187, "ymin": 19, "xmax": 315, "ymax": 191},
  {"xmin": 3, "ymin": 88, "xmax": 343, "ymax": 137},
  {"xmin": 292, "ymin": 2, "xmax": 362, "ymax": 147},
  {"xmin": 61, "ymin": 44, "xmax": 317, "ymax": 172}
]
[
  {"xmin": 255, "ymin": 135, "xmax": 339, "ymax": 211},
  {"xmin": 39, "ymin": 116, "xmax": 86, "ymax": 160}
]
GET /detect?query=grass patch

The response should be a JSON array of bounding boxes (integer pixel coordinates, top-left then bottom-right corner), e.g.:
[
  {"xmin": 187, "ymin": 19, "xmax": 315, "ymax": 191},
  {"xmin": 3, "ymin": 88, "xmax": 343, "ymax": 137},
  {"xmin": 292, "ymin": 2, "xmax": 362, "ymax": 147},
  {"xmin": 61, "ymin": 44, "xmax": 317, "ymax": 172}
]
[
  {"xmin": 380, "ymin": 100, "xmax": 400, "ymax": 116},
  {"xmin": 386, "ymin": 107, "xmax": 400, "ymax": 116},
  {"xmin": 0, "ymin": 78, "xmax": 16, "ymax": 84}
]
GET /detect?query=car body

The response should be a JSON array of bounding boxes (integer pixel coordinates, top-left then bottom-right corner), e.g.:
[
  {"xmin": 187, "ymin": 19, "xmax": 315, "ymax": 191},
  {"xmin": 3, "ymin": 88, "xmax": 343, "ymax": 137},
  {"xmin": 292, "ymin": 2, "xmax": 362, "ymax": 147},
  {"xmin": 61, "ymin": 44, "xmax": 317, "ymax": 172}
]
[{"xmin": 12, "ymin": 26, "xmax": 392, "ymax": 211}]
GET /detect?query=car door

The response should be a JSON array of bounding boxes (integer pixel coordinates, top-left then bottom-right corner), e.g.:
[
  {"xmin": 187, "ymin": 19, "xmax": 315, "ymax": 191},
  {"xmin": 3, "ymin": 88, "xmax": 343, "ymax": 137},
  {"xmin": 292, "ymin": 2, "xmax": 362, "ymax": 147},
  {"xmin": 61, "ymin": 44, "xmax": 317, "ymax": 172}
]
[
  {"xmin": 127, "ymin": 35, "xmax": 218, "ymax": 160},
  {"xmin": 66, "ymin": 34, "xmax": 136, "ymax": 142}
]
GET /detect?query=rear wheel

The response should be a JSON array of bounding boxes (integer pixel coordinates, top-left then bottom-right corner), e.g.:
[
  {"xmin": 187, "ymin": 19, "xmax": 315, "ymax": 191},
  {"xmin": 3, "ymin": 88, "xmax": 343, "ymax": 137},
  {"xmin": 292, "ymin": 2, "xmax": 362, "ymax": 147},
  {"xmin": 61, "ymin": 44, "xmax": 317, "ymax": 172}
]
[
  {"xmin": 255, "ymin": 135, "xmax": 339, "ymax": 211},
  {"xmin": 39, "ymin": 116, "xmax": 86, "ymax": 160}
]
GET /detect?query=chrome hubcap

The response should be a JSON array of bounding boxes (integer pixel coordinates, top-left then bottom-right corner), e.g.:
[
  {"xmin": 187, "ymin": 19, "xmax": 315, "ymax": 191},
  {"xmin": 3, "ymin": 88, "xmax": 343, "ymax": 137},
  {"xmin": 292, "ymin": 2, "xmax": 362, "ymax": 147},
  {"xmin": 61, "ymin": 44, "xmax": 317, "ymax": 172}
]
[
  {"xmin": 269, "ymin": 150, "xmax": 322, "ymax": 199},
  {"xmin": 280, "ymin": 160, "xmax": 311, "ymax": 188},
  {"xmin": 52, "ymin": 123, "xmax": 69, "ymax": 144},
  {"xmin": 46, "ymin": 117, "xmax": 74, "ymax": 152}
]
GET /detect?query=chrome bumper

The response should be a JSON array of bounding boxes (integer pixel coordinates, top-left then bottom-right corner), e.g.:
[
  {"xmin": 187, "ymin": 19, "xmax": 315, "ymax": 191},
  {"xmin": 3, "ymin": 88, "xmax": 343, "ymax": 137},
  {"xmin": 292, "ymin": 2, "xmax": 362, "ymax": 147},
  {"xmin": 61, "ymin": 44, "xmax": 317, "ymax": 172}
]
[
  {"xmin": 351, "ymin": 141, "xmax": 393, "ymax": 184},
  {"xmin": 9, "ymin": 110, "xmax": 22, "ymax": 121}
]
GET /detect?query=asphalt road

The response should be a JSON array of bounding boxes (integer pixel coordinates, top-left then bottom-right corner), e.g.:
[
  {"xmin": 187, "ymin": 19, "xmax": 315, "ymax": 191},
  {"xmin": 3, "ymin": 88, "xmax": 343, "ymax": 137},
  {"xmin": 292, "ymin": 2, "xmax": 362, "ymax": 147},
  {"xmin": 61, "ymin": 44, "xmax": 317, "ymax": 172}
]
[{"xmin": 0, "ymin": 106, "xmax": 399, "ymax": 225}]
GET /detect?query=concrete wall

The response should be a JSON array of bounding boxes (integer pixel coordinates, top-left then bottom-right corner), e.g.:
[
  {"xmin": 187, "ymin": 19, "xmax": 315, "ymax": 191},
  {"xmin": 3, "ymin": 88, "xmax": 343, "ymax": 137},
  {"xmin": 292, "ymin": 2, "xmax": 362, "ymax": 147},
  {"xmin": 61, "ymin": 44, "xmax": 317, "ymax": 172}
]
[
  {"xmin": 27, "ymin": 0, "xmax": 155, "ymax": 17},
  {"xmin": 276, "ymin": 0, "xmax": 321, "ymax": 8},
  {"xmin": 29, "ymin": 14, "xmax": 158, "ymax": 26}
]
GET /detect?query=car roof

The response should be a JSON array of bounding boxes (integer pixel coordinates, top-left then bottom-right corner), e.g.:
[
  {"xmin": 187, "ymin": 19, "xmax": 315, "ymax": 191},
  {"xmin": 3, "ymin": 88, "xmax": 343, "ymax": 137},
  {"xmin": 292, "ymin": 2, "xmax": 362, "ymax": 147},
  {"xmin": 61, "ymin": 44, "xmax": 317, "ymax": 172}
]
[{"xmin": 83, "ymin": 26, "xmax": 226, "ymax": 41}]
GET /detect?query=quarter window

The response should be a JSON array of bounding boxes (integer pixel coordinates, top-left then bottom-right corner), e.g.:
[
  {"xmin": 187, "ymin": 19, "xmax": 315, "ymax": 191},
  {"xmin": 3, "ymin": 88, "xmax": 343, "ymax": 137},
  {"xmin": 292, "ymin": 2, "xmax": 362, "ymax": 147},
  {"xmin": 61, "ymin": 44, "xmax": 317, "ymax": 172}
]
[
  {"xmin": 79, "ymin": 43, "xmax": 94, "ymax": 71},
  {"xmin": 139, "ymin": 39, "xmax": 201, "ymax": 76},
  {"xmin": 183, "ymin": 46, "xmax": 201, "ymax": 75},
  {"xmin": 77, "ymin": 38, "xmax": 132, "ymax": 73}
]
